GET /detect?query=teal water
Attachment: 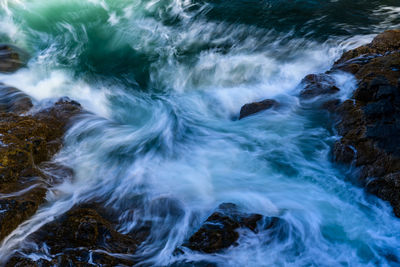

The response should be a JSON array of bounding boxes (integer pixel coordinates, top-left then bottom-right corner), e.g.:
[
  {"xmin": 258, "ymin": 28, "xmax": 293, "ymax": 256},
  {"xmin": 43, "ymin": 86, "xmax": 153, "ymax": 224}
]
[{"xmin": 1, "ymin": 0, "xmax": 400, "ymax": 266}]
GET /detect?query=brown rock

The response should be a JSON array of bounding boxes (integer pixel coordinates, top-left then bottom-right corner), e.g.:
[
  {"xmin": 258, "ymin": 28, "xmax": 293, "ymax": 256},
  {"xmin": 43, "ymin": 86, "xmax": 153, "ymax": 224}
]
[
  {"xmin": 0, "ymin": 94, "xmax": 82, "ymax": 241},
  {"xmin": 335, "ymin": 29, "xmax": 400, "ymax": 66},
  {"xmin": 0, "ymin": 44, "xmax": 26, "ymax": 73},
  {"xmin": 0, "ymin": 84, "xmax": 33, "ymax": 114},
  {"xmin": 183, "ymin": 203, "xmax": 263, "ymax": 253},
  {"xmin": 5, "ymin": 205, "xmax": 148, "ymax": 266},
  {"xmin": 300, "ymin": 73, "xmax": 340, "ymax": 99},
  {"xmin": 320, "ymin": 29, "xmax": 400, "ymax": 217},
  {"xmin": 239, "ymin": 99, "xmax": 279, "ymax": 119}
]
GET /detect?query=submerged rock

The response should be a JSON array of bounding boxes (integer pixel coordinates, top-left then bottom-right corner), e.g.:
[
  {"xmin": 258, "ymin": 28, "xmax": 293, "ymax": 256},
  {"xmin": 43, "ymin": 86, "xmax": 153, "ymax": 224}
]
[
  {"xmin": 239, "ymin": 99, "xmax": 279, "ymax": 119},
  {"xmin": 309, "ymin": 29, "xmax": 400, "ymax": 217},
  {"xmin": 0, "ymin": 44, "xmax": 26, "ymax": 73},
  {"xmin": 0, "ymin": 90, "xmax": 82, "ymax": 241},
  {"xmin": 183, "ymin": 203, "xmax": 263, "ymax": 253}
]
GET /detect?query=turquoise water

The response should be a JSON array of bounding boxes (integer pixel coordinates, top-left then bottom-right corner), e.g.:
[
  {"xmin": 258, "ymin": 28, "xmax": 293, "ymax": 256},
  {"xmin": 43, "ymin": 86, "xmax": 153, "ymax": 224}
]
[{"xmin": 1, "ymin": 0, "xmax": 400, "ymax": 266}]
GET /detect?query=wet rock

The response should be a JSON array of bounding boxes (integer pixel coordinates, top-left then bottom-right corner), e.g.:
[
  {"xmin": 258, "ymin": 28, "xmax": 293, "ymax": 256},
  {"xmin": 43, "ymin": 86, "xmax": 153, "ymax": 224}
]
[
  {"xmin": 366, "ymin": 172, "xmax": 400, "ymax": 216},
  {"xmin": 320, "ymin": 99, "xmax": 341, "ymax": 112},
  {"xmin": 36, "ymin": 207, "xmax": 143, "ymax": 254},
  {"xmin": 7, "ymin": 250, "xmax": 135, "ymax": 267},
  {"xmin": 5, "ymin": 257, "xmax": 52, "ymax": 267},
  {"xmin": 0, "ymin": 84, "xmax": 33, "ymax": 114},
  {"xmin": 183, "ymin": 203, "xmax": 262, "ymax": 253},
  {"xmin": 0, "ymin": 95, "xmax": 82, "ymax": 241},
  {"xmin": 0, "ymin": 44, "xmax": 26, "ymax": 73},
  {"xmin": 299, "ymin": 73, "xmax": 340, "ymax": 99},
  {"xmin": 239, "ymin": 99, "xmax": 278, "ymax": 119},
  {"xmin": 335, "ymin": 29, "xmax": 400, "ymax": 67},
  {"xmin": 6, "ymin": 205, "xmax": 148, "ymax": 266},
  {"xmin": 319, "ymin": 29, "xmax": 400, "ymax": 217},
  {"xmin": 171, "ymin": 261, "xmax": 218, "ymax": 267},
  {"xmin": 0, "ymin": 187, "xmax": 47, "ymax": 242}
]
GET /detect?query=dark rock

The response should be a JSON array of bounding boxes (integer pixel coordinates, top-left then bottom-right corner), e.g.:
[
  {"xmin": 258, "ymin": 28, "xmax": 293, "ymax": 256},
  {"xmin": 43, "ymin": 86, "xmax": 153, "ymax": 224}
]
[
  {"xmin": 319, "ymin": 29, "xmax": 400, "ymax": 217},
  {"xmin": 170, "ymin": 261, "xmax": 218, "ymax": 267},
  {"xmin": 5, "ymin": 257, "xmax": 52, "ymax": 267},
  {"xmin": 239, "ymin": 99, "xmax": 278, "ymax": 119},
  {"xmin": 0, "ymin": 94, "xmax": 82, "ymax": 241},
  {"xmin": 183, "ymin": 203, "xmax": 262, "ymax": 253},
  {"xmin": 334, "ymin": 29, "xmax": 400, "ymax": 66},
  {"xmin": 333, "ymin": 141, "xmax": 356, "ymax": 164},
  {"xmin": 32, "ymin": 206, "xmax": 144, "ymax": 254},
  {"xmin": 321, "ymin": 99, "xmax": 341, "ymax": 112},
  {"xmin": 0, "ymin": 84, "xmax": 33, "ymax": 114},
  {"xmin": 0, "ymin": 187, "xmax": 47, "ymax": 242},
  {"xmin": 366, "ymin": 172, "xmax": 400, "ymax": 216},
  {"xmin": 0, "ymin": 44, "xmax": 26, "ymax": 73},
  {"xmin": 299, "ymin": 73, "xmax": 340, "ymax": 99},
  {"xmin": 5, "ymin": 205, "xmax": 148, "ymax": 266}
]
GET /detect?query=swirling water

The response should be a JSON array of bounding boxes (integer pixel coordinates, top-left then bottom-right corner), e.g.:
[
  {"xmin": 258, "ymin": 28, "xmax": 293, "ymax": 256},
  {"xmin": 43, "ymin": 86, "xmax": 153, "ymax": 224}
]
[{"xmin": 1, "ymin": 0, "xmax": 400, "ymax": 266}]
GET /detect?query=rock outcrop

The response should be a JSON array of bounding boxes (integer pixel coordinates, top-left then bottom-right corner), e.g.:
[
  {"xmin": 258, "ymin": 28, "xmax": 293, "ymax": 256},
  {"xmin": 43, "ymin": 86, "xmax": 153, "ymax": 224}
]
[
  {"xmin": 0, "ymin": 96, "xmax": 82, "ymax": 241},
  {"xmin": 301, "ymin": 29, "xmax": 400, "ymax": 217},
  {"xmin": 182, "ymin": 203, "xmax": 264, "ymax": 253},
  {"xmin": 6, "ymin": 204, "xmax": 149, "ymax": 266},
  {"xmin": 332, "ymin": 30, "xmax": 400, "ymax": 217},
  {"xmin": 0, "ymin": 44, "xmax": 151, "ymax": 266}
]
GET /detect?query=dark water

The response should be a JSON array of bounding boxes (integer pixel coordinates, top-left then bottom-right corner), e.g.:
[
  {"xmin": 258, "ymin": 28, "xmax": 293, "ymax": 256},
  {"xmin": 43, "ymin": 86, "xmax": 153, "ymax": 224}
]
[{"xmin": 0, "ymin": 0, "xmax": 400, "ymax": 266}]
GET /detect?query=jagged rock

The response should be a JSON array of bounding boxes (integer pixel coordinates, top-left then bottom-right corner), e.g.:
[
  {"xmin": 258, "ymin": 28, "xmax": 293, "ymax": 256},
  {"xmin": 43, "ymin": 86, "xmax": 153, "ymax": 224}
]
[
  {"xmin": 182, "ymin": 203, "xmax": 263, "ymax": 253},
  {"xmin": 5, "ymin": 205, "xmax": 149, "ymax": 266},
  {"xmin": 320, "ymin": 29, "xmax": 400, "ymax": 217},
  {"xmin": 0, "ymin": 95, "xmax": 82, "ymax": 241},
  {"xmin": 0, "ymin": 44, "xmax": 26, "ymax": 73},
  {"xmin": 300, "ymin": 73, "xmax": 340, "ymax": 99},
  {"xmin": 239, "ymin": 99, "xmax": 278, "ymax": 119}
]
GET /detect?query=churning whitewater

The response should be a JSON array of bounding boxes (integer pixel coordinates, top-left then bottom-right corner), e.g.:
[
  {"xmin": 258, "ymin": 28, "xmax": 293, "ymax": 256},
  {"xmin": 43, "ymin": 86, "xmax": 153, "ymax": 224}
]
[{"xmin": 1, "ymin": 0, "xmax": 400, "ymax": 266}]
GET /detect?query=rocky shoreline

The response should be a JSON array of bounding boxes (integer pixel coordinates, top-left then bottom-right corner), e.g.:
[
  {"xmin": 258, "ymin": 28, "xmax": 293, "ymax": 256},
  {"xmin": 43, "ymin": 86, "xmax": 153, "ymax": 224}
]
[
  {"xmin": 306, "ymin": 29, "xmax": 400, "ymax": 218},
  {"xmin": 1, "ymin": 29, "xmax": 400, "ymax": 265},
  {"xmin": 0, "ymin": 46, "xmax": 149, "ymax": 266},
  {"xmin": 240, "ymin": 29, "xmax": 400, "ymax": 218}
]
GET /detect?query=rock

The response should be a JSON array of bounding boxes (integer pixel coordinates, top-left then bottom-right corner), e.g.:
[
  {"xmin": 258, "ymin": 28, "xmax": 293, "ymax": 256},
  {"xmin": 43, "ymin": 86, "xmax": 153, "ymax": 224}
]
[
  {"xmin": 334, "ymin": 29, "xmax": 400, "ymax": 66},
  {"xmin": 320, "ymin": 99, "xmax": 341, "ymax": 112},
  {"xmin": 0, "ymin": 187, "xmax": 47, "ymax": 242},
  {"xmin": 366, "ymin": 172, "xmax": 400, "ymax": 216},
  {"xmin": 318, "ymin": 29, "xmax": 400, "ymax": 217},
  {"xmin": 239, "ymin": 99, "xmax": 278, "ymax": 119},
  {"xmin": 170, "ymin": 261, "xmax": 218, "ymax": 267},
  {"xmin": 183, "ymin": 203, "xmax": 263, "ymax": 253},
  {"xmin": 299, "ymin": 73, "xmax": 340, "ymax": 99},
  {"xmin": 5, "ymin": 257, "xmax": 52, "ymax": 267},
  {"xmin": 0, "ymin": 84, "xmax": 33, "ymax": 114},
  {"xmin": 0, "ymin": 44, "xmax": 26, "ymax": 73},
  {"xmin": 7, "ymin": 249, "xmax": 135, "ymax": 267},
  {"xmin": 0, "ymin": 94, "xmax": 82, "ymax": 241},
  {"xmin": 5, "ymin": 205, "xmax": 148, "ymax": 266}
]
